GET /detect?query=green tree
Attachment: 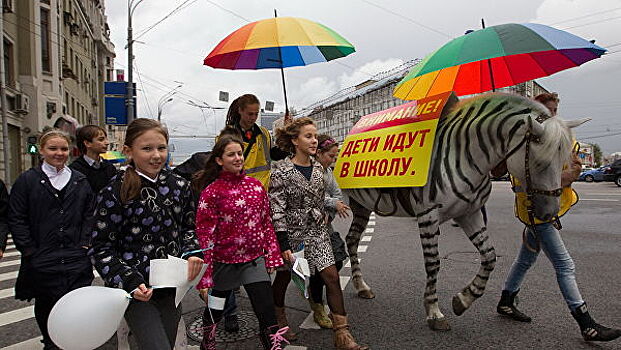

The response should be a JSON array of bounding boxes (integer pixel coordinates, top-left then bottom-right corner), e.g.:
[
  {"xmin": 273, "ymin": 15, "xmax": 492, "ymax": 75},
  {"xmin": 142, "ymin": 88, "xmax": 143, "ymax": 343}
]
[{"xmin": 592, "ymin": 143, "xmax": 603, "ymax": 167}]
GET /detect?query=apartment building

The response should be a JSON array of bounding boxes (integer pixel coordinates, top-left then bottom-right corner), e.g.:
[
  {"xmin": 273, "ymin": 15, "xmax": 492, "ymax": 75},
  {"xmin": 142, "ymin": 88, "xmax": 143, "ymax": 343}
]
[{"xmin": 0, "ymin": 0, "xmax": 114, "ymax": 184}]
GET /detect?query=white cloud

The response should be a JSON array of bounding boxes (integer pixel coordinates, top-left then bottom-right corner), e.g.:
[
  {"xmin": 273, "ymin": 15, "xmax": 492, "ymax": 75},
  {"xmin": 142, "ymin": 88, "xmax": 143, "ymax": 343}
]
[{"xmin": 337, "ymin": 58, "xmax": 405, "ymax": 89}]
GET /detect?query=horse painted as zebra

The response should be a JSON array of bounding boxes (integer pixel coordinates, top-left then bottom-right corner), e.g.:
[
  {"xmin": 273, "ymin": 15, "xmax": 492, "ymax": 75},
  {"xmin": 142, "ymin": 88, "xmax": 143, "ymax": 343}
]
[{"xmin": 342, "ymin": 93, "xmax": 585, "ymax": 331}]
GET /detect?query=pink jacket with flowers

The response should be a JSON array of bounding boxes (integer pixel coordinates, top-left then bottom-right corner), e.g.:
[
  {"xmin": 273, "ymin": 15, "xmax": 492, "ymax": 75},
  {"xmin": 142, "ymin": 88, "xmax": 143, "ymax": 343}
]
[{"xmin": 196, "ymin": 171, "xmax": 283, "ymax": 289}]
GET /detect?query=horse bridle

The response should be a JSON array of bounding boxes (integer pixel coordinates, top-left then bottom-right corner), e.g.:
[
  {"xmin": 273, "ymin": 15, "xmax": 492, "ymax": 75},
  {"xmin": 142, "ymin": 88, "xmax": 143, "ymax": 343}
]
[{"xmin": 520, "ymin": 117, "xmax": 565, "ymax": 252}]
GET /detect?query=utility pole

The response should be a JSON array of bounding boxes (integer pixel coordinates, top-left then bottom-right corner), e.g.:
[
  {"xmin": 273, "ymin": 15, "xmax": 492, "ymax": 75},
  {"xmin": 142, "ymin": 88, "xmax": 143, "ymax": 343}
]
[
  {"xmin": 0, "ymin": 0, "xmax": 11, "ymax": 184},
  {"xmin": 127, "ymin": 0, "xmax": 145, "ymax": 124}
]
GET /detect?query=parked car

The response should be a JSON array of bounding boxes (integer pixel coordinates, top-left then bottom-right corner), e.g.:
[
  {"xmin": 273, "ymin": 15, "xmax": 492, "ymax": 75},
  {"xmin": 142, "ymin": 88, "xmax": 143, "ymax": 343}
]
[
  {"xmin": 603, "ymin": 159, "xmax": 621, "ymax": 187},
  {"xmin": 578, "ymin": 167, "xmax": 607, "ymax": 182}
]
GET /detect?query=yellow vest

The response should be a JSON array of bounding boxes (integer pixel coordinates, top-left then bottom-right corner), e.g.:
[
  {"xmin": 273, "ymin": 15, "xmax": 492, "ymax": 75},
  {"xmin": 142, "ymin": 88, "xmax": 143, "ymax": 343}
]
[
  {"xmin": 243, "ymin": 126, "xmax": 272, "ymax": 189},
  {"xmin": 512, "ymin": 177, "xmax": 578, "ymax": 225}
]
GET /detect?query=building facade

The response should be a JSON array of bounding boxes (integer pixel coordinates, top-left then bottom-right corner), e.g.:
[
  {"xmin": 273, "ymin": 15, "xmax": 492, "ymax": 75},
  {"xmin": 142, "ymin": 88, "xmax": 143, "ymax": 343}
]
[{"xmin": 0, "ymin": 0, "xmax": 114, "ymax": 184}]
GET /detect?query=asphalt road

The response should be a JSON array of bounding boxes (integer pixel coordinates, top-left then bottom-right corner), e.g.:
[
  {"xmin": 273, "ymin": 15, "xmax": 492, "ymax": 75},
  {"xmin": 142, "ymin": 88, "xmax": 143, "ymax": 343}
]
[{"xmin": 0, "ymin": 181, "xmax": 619, "ymax": 349}]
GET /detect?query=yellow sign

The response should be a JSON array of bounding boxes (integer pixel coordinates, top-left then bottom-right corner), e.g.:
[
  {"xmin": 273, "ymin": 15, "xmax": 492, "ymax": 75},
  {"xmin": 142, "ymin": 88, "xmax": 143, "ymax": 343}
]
[{"xmin": 334, "ymin": 92, "xmax": 452, "ymax": 189}]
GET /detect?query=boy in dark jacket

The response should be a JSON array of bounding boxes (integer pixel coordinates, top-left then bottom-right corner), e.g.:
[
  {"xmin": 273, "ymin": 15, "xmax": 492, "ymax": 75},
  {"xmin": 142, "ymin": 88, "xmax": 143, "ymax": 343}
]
[{"xmin": 69, "ymin": 125, "xmax": 117, "ymax": 194}]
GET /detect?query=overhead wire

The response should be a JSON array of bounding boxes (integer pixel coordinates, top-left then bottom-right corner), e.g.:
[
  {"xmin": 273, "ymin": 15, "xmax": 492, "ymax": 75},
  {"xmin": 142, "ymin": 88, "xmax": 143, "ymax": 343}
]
[
  {"xmin": 134, "ymin": 0, "xmax": 201, "ymax": 40},
  {"xmin": 133, "ymin": 62, "xmax": 155, "ymax": 117},
  {"xmin": 560, "ymin": 14, "xmax": 621, "ymax": 30},
  {"xmin": 549, "ymin": 6, "xmax": 621, "ymax": 25},
  {"xmin": 358, "ymin": 0, "xmax": 452, "ymax": 39}
]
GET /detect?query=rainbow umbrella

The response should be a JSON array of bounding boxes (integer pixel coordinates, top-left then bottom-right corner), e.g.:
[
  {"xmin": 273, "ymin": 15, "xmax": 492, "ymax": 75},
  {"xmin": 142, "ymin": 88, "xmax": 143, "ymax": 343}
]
[
  {"xmin": 204, "ymin": 14, "xmax": 355, "ymax": 114},
  {"xmin": 394, "ymin": 23, "xmax": 607, "ymax": 100},
  {"xmin": 101, "ymin": 150, "xmax": 126, "ymax": 164}
]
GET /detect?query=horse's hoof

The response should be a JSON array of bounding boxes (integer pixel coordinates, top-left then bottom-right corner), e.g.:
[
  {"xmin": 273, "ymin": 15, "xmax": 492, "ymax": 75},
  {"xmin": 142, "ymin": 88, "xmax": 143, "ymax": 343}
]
[
  {"xmin": 357, "ymin": 289, "xmax": 375, "ymax": 299},
  {"xmin": 452, "ymin": 295, "xmax": 467, "ymax": 316},
  {"xmin": 427, "ymin": 318, "xmax": 451, "ymax": 331}
]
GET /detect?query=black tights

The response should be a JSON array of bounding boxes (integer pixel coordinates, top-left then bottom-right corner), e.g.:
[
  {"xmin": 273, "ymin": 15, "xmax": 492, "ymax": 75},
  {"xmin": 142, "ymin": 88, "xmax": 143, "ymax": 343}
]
[
  {"xmin": 309, "ymin": 260, "xmax": 343, "ymax": 303},
  {"xmin": 203, "ymin": 281, "xmax": 277, "ymax": 332},
  {"xmin": 272, "ymin": 264, "xmax": 346, "ymax": 315}
]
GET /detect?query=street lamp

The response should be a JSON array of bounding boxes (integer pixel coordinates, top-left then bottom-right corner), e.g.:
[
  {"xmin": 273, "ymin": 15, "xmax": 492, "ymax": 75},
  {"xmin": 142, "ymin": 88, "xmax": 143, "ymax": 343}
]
[
  {"xmin": 127, "ymin": 0, "xmax": 146, "ymax": 124},
  {"xmin": 158, "ymin": 97, "xmax": 173, "ymax": 122},
  {"xmin": 157, "ymin": 84, "xmax": 183, "ymax": 122}
]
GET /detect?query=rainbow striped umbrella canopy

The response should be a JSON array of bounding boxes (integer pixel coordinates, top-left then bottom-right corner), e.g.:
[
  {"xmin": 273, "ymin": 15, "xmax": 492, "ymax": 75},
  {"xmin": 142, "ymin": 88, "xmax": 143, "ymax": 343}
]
[
  {"xmin": 204, "ymin": 17, "xmax": 355, "ymax": 70},
  {"xmin": 101, "ymin": 150, "xmax": 126, "ymax": 163},
  {"xmin": 394, "ymin": 23, "xmax": 607, "ymax": 100}
]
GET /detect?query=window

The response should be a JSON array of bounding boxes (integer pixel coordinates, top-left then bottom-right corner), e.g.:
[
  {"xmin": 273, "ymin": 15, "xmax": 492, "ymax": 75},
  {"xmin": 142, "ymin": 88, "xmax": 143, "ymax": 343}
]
[
  {"xmin": 3, "ymin": 39, "xmax": 14, "ymax": 87},
  {"xmin": 40, "ymin": 8, "xmax": 51, "ymax": 72}
]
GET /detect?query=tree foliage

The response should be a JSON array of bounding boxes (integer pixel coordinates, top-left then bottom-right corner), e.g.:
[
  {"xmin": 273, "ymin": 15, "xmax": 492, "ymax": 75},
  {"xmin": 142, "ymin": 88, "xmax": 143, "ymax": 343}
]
[{"xmin": 592, "ymin": 143, "xmax": 603, "ymax": 167}]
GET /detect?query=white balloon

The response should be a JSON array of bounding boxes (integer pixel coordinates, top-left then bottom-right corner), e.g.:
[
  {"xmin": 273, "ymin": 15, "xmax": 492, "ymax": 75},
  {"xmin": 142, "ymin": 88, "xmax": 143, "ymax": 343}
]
[{"xmin": 48, "ymin": 286, "xmax": 131, "ymax": 350}]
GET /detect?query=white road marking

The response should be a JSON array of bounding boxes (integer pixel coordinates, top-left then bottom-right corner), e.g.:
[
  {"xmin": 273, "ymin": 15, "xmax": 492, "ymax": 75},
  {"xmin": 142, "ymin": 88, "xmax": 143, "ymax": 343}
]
[
  {"xmin": 357, "ymin": 245, "xmax": 368, "ymax": 253},
  {"xmin": 0, "ymin": 287, "xmax": 14, "ymax": 299},
  {"xmin": 339, "ymin": 276, "xmax": 351, "ymax": 290},
  {"xmin": 4, "ymin": 244, "xmax": 15, "ymax": 250},
  {"xmin": 0, "ymin": 306, "xmax": 34, "ymax": 327},
  {"xmin": 361, "ymin": 236, "xmax": 372, "ymax": 242},
  {"xmin": 0, "ymin": 259, "xmax": 20, "ymax": 268},
  {"xmin": 367, "ymin": 221, "xmax": 376, "ymax": 226},
  {"xmin": 2, "ymin": 251, "xmax": 19, "ymax": 258},
  {"xmin": 0, "ymin": 270, "xmax": 18, "ymax": 282},
  {"xmin": 365, "ymin": 227, "xmax": 375, "ymax": 233},
  {"xmin": 1, "ymin": 336, "xmax": 42, "ymax": 350},
  {"xmin": 580, "ymin": 199, "xmax": 619, "ymax": 202}
]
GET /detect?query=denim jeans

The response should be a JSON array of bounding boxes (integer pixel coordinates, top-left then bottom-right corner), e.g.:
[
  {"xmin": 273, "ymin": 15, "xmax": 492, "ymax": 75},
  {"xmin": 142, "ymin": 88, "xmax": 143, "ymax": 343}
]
[
  {"xmin": 503, "ymin": 222, "xmax": 584, "ymax": 311},
  {"xmin": 223, "ymin": 291, "xmax": 237, "ymax": 316}
]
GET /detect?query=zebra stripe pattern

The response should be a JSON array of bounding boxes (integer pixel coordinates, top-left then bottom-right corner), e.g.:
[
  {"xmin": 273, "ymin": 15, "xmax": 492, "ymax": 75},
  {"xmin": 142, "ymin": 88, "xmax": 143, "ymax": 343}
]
[{"xmin": 343, "ymin": 93, "xmax": 572, "ymax": 330}]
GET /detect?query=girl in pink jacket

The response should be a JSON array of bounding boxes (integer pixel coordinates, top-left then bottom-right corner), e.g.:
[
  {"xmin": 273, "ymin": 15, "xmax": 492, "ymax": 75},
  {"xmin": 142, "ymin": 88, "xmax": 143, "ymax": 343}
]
[{"xmin": 193, "ymin": 134, "xmax": 287, "ymax": 350}]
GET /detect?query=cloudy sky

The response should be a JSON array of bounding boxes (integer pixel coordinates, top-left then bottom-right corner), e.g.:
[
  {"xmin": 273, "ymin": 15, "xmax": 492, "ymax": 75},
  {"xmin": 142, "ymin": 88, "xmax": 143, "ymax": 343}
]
[{"xmin": 104, "ymin": 0, "xmax": 621, "ymax": 154}]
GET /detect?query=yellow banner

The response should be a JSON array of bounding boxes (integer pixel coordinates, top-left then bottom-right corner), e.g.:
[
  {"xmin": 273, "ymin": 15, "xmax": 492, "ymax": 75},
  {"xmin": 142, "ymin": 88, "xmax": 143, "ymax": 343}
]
[{"xmin": 333, "ymin": 92, "xmax": 451, "ymax": 189}]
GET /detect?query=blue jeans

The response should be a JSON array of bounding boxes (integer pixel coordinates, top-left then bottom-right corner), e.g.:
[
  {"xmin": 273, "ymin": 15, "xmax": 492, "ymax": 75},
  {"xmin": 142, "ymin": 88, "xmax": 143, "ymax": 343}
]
[
  {"xmin": 223, "ymin": 291, "xmax": 237, "ymax": 316},
  {"xmin": 503, "ymin": 222, "xmax": 584, "ymax": 311}
]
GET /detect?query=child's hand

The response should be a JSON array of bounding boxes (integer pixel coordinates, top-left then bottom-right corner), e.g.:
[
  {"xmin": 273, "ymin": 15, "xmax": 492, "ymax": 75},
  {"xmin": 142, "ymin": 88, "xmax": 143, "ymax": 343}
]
[
  {"xmin": 132, "ymin": 284, "xmax": 152, "ymax": 302},
  {"xmin": 199, "ymin": 288, "xmax": 210, "ymax": 301},
  {"xmin": 187, "ymin": 256, "xmax": 204, "ymax": 281},
  {"xmin": 336, "ymin": 201, "xmax": 350, "ymax": 218}
]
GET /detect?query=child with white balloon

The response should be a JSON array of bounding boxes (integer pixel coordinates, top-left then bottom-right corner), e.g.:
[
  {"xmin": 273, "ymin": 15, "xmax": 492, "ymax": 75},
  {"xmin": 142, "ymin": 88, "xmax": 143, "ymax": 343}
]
[{"xmin": 88, "ymin": 118, "xmax": 204, "ymax": 349}]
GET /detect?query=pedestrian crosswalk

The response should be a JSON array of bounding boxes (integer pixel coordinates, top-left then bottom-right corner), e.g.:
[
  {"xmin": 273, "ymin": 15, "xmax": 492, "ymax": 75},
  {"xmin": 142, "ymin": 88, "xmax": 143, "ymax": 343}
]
[{"xmin": 0, "ymin": 239, "xmax": 38, "ymax": 349}]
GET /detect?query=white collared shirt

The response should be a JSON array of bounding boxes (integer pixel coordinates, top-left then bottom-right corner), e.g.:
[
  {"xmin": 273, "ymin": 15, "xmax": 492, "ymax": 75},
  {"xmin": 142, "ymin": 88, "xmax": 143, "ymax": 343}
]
[
  {"xmin": 42, "ymin": 161, "xmax": 72, "ymax": 190},
  {"xmin": 135, "ymin": 168, "xmax": 158, "ymax": 183},
  {"xmin": 83, "ymin": 154, "xmax": 101, "ymax": 169}
]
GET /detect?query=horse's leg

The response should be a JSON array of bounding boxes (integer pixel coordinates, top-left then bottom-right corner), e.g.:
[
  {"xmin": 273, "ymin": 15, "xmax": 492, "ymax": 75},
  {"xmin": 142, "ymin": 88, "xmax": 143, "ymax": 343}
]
[
  {"xmin": 417, "ymin": 206, "xmax": 450, "ymax": 331},
  {"xmin": 452, "ymin": 210, "xmax": 497, "ymax": 316},
  {"xmin": 346, "ymin": 197, "xmax": 375, "ymax": 299}
]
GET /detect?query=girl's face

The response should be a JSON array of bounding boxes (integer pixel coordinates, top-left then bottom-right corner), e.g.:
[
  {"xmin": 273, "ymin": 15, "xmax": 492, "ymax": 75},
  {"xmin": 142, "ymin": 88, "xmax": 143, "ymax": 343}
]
[
  {"xmin": 292, "ymin": 124, "xmax": 318, "ymax": 156},
  {"xmin": 238, "ymin": 103, "xmax": 260, "ymax": 129},
  {"xmin": 216, "ymin": 142, "xmax": 244, "ymax": 174},
  {"xmin": 124, "ymin": 129, "xmax": 168, "ymax": 179},
  {"xmin": 317, "ymin": 145, "xmax": 338, "ymax": 169},
  {"xmin": 40, "ymin": 136, "xmax": 69, "ymax": 169},
  {"xmin": 85, "ymin": 130, "xmax": 109, "ymax": 155}
]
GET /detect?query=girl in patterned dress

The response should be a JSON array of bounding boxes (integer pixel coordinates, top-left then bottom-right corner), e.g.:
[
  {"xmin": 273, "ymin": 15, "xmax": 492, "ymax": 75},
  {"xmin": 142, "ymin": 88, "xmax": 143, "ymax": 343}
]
[
  {"xmin": 89, "ymin": 119, "xmax": 204, "ymax": 350},
  {"xmin": 306, "ymin": 134, "xmax": 350, "ymax": 329},
  {"xmin": 193, "ymin": 135, "xmax": 288, "ymax": 350},
  {"xmin": 270, "ymin": 118, "xmax": 368, "ymax": 350}
]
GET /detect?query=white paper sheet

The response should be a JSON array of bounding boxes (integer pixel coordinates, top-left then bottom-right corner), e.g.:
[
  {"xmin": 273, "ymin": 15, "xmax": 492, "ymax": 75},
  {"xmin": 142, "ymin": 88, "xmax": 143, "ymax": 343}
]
[{"xmin": 150, "ymin": 255, "xmax": 207, "ymax": 306}]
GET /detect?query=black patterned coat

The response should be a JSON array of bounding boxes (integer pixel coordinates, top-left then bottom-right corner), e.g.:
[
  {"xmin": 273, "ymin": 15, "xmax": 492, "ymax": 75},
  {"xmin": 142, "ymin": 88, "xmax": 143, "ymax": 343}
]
[
  {"xmin": 88, "ymin": 169, "xmax": 202, "ymax": 293},
  {"xmin": 269, "ymin": 157, "xmax": 335, "ymax": 273}
]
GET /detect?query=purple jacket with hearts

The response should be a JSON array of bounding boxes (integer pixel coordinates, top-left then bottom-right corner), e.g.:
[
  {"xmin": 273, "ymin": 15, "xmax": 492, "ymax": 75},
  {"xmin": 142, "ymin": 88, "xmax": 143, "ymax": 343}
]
[{"xmin": 88, "ymin": 169, "xmax": 202, "ymax": 293}]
